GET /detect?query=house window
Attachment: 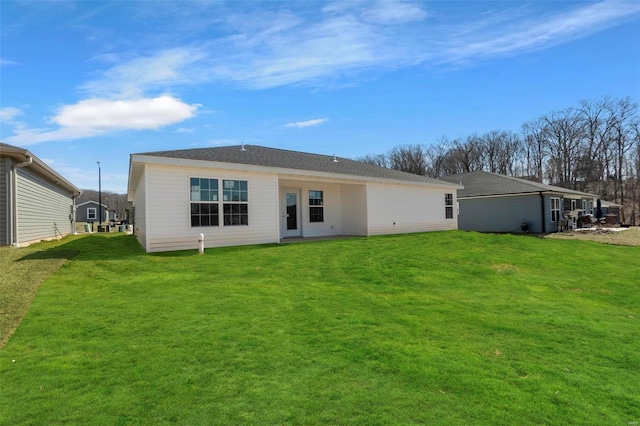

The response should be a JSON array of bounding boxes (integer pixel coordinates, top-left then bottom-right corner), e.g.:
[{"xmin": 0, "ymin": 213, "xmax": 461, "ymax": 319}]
[
  {"xmin": 445, "ymin": 193, "xmax": 454, "ymax": 219},
  {"xmin": 551, "ymin": 197, "xmax": 561, "ymax": 222},
  {"xmin": 190, "ymin": 178, "xmax": 219, "ymax": 227},
  {"xmin": 309, "ymin": 190, "xmax": 324, "ymax": 223},
  {"xmin": 87, "ymin": 207, "xmax": 97, "ymax": 221},
  {"xmin": 223, "ymin": 180, "xmax": 248, "ymax": 225}
]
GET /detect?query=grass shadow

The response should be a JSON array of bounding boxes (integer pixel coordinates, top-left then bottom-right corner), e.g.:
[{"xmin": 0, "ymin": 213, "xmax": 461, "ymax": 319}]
[
  {"xmin": 17, "ymin": 250, "xmax": 80, "ymax": 261},
  {"xmin": 34, "ymin": 234, "xmax": 146, "ymax": 261}
]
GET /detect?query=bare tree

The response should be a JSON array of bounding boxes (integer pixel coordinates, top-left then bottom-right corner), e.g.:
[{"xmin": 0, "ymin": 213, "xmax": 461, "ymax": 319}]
[
  {"xmin": 424, "ymin": 139, "xmax": 450, "ymax": 178},
  {"xmin": 482, "ymin": 130, "xmax": 523, "ymax": 175},
  {"xmin": 355, "ymin": 96, "xmax": 639, "ymax": 223},
  {"xmin": 354, "ymin": 153, "xmax": 389, "ymax": 168},
  {"xmin": 541, "ymin": 109, "xmax": 585, "ymax": 188},
  {"xmin": 608, "ymin": 98, "xmax": 638, "ymax": 215},
  {"xmin": 443, "ymin": 135, "xmax": 485, "ymax": 174},
  {"xmin": 388, "ymin": 144, "xmax": 428, "ymax": 175},
  {"xmin": 522, "ymin": 119, "xmax": 548, "ymax": 182}
]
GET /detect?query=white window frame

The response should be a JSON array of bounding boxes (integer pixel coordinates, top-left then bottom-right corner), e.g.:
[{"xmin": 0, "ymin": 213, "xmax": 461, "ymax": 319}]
[
  {"xmin": 309, "ymin": 190, "xmax": 324, "ymax": 223},
  {"xmin": 445, "ymin": 193, "xmax": 454, "ymax": 219},
  {"xmin": 190, "ymin": 177, "xmax": 220, "ymax": 227},
  {"xmin": 87, "ymin": 207, "xmax": 97, "ymax": 221},
  {"xmin": 551, "ymin": 197, "xmax": 561, "ymax": 222},
  {"xmin": 222, "ymin": 179, "xmax": 249, "ymax": 226}
]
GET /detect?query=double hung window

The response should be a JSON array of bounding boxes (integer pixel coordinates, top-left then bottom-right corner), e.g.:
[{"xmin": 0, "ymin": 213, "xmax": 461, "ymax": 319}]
[
  {"xmin": 190, "ymin": 178, "xmax": 219, "ymax": 227},
  {"xmin": 222, "ymin": 180, "xmax": 248, "ymax": 226},
  {"xmin": 309, "ymin": 190, "xmax": 324, "ymax": 223},
  {"xmin": 445, "ymin": 193, "xmax": 454, "ymax": 219},
  {"xmin": 551, "ymin": 197, "xmax": 561, "ymax": 222}
]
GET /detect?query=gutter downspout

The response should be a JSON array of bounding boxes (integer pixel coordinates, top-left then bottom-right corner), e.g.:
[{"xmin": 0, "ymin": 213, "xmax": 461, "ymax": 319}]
[
  {"xmin": 12, "ymin": 155, "xmax": 33, "ymax": 247},
  {"xmin": 72, "ymin": 195, "xmax": 78, "ymax": 235},
  {"xmin": 539, "ymin": 191, "xmax": 546, "ymax": 234}
]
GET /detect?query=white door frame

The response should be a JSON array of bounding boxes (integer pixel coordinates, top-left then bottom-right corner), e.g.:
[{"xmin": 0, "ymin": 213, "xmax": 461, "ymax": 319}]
[{"xmin": 281, "ymin": 189, "xmax": 301, "ymax": 238}]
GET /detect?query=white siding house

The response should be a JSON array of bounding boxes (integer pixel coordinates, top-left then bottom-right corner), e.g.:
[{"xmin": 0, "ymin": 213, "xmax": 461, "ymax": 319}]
[
  {"xmin": 1, "ymin": 142, "xmax": 81, "ymax": 246},
  {"xmin": 127, "ymin": 145, "xmax": 462, "ymax": 253}
]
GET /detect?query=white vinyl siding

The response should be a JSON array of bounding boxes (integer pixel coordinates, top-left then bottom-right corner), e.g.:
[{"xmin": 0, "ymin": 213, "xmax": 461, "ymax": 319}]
[
  {"xmin": 0, "ymin": 157, "xmax": 9, "ymax": 245},
  {"xmin": 128, "ymin": 157, "xmax": 460, "ymax": 252},
  {"xmin": 341, "ymin": 184, "xmax": 368, "ymax": 236},
  {"xmin": 15, "ymin": 167, "xmax": 74, "ymax": 245},
  {"xmin": 132, "ymin": 169, "xmax": 148, "ymax": 251},
  {"xmin": 366, "ymin": 182, "xmax": 457, "ymax": 235},
  {"xmin": 280, "ymin": 181, "xmax": 344, "ymax": 238},
  {"xmin": 143, "ymin": 165, "xmax": 278, "ymax": 252}
]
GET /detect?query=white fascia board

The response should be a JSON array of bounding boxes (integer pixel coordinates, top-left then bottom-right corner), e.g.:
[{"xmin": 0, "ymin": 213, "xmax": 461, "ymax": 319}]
[
  {"xmin": 130, "ymin": 154, "xmax": 462, "ymax": 190},
  {"xmin": 541, "ymin": 190, "xmax": 596, "ymax": 199},
  {"xmin": 459, "ymin": 192, "xmax": 542, "ymax": 200},
  {"xmin": 2, "ymin": 146, "xmax": 81, "ymax": 195},
  {"xmin": 460, "ymin": 191, "xmax": 596, "ymax": 200}
]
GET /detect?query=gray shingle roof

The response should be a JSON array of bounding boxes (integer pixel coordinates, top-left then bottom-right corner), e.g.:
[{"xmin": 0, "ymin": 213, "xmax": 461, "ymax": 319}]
[
  {"xmin": 440, "ymin": 171, "xmax": 596, "ymax": 198},
  {"xmin": 135, "ymin": 145, "xmax": 458, "ymax": 186}
]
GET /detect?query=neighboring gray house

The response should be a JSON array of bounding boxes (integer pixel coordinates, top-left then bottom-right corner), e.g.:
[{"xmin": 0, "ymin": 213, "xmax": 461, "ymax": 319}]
[
  {"xmin": 440, "ymin": 171, "xmax": 597, "ymax": 234},
  {"xmin": 76, "ymin": 201, "xmax": 110, "ymax": 223},
  {"xmin": 1, "ymin": 142, "xmax": 81, "ymax": 247}
]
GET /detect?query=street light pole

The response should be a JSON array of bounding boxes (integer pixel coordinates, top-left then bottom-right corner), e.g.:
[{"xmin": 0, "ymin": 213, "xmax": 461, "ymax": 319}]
[{"xmin": 97, "ymin": 161, "xmax": 102, "ymax": 227}]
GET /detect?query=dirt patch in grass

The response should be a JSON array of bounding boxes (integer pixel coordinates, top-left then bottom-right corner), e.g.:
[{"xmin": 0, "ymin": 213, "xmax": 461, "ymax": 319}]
[
  {"xmin": 491, "ymin": 263, "xmax": 520, "ymax": 272},
  {"xmin": 546, "ymin": 226, "xmax": 640, "ymax": 246}
]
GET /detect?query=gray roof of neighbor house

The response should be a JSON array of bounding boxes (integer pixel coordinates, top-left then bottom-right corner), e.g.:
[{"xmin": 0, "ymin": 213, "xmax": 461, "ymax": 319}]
[
  {"xmin": 0, "ymin": 142, "xmax": 81, "ymax": 195},
  {"xmin": 440, "ymin": 171, "xmax": 596, "ymax": 198},
  {"xmin": 132, "ymin": 145, "xmax": 461, "ymax": 187},
  {"xmin": 76, "ymin": 201, "xmax": 109, "ymax": 209}
]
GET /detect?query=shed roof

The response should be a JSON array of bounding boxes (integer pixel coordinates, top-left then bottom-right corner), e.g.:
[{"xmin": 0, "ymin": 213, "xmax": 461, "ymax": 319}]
[
  {"xmin": 132, "ymin": 145, "xmax": 460, "ymax": 187},
  {"xmin": 440, "ymin": 171, "xmax": 595, "ymax": 198}
]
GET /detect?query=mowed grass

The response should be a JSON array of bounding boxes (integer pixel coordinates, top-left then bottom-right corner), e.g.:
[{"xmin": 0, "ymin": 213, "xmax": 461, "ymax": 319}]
[{"xmin": 1, "ymin": 232, "xmax": 638, "ymax": 425}]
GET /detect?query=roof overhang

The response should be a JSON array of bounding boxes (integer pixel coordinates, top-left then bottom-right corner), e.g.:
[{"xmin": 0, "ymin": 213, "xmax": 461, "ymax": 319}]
[
  {"xmin": 128, "ymin": 154, "xmax": 462, "ymax": 200},
  {"xmin": 1, "ymin": 144, "xmax": 81, "ymax": 196},
  {"xmin": 459, "ymin": 190, "xmax": 597, "ymax": 200}
]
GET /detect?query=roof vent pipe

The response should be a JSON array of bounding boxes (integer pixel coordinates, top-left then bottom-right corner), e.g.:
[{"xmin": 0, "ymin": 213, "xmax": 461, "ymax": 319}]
[
  {"xmin": 332, "ymin": 154, "xmax": 338, "ymax": 163},
  {"xmin": 241, "ymin": 142, "xmax": 246, "ymax": 151}
]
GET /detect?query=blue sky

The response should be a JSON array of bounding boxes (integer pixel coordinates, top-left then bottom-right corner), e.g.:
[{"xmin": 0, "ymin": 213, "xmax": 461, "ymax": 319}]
[{"xmin": 1, "ymin": 1, "xmax": 639, "ymax": 193}]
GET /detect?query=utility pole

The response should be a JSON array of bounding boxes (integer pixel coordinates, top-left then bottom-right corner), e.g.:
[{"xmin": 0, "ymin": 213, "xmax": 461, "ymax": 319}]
[{"xmin": 97, "ymin": 161, "xmax": 102, "ymax": 227}]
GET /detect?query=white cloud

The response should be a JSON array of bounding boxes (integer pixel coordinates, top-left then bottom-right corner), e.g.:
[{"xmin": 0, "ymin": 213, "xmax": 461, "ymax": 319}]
[
  {"xmin": 190, "ymin": 0, "xmax": 639, "ymax": 88},
  {"xmin": 441, "ymin": 0, "xmax": 640, "ymax": 64},
  {"xmin": 81, "ymin": 48, "xmax": 207, "ymax": 98},
  {"xmin": 53, "ymin": 96, "xmax": 198, "ymax": 130},
  {"xmin": 284, "ymin": 118, "xmax": 329, "ymax": 128},
  {"xmin": 360, "ymin": 1, "xmax": 428, "ymax": 25},
  {"xmin": 4, "ymin": 96, "xmax": 199, "ymax": 146},
  {"xmin": 0, "ymin": 58, "xmax": 20, "ymax": 67},
  {"xmin": 4, "ymin": 0, "xmax": 639, "ymax": 149},
  {"xmin": 0, "ymin": 107, "xmax": 23, "ymax": 122},
  {"xmin": 63, "ymin": 1, "xmax": 639, "ymax": 95}
]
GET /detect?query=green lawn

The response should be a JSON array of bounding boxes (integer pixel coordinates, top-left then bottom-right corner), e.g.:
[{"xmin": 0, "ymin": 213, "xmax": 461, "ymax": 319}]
[{"xmin": 1, "ymin": 232, "xmax": 638, "ymax": 425}]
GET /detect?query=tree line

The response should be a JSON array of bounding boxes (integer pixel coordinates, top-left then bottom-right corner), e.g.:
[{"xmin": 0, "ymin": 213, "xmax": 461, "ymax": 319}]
[{"xmin": 356, "ymin": 96, "xmax": 640, "ymax": 225}]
